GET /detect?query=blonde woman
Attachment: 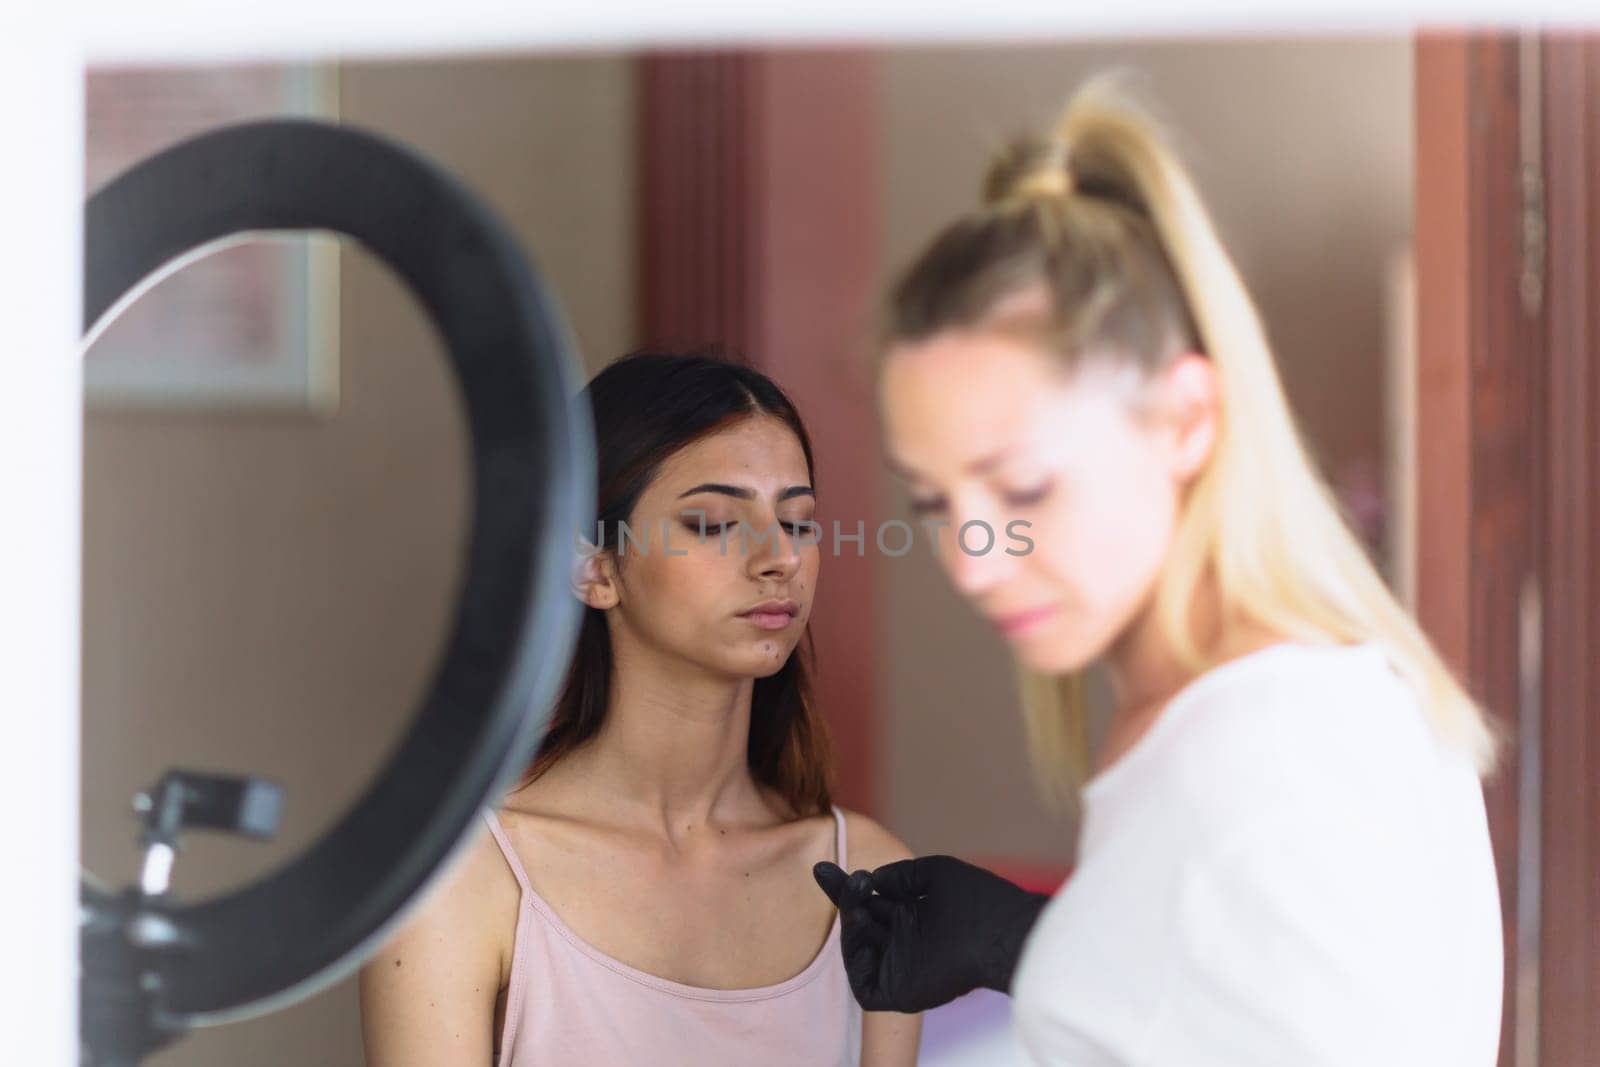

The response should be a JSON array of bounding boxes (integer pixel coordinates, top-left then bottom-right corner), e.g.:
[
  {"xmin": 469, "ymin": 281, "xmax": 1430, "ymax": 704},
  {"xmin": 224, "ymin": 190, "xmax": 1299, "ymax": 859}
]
[{"xmin": 813, "ymin": 82, "xmax": 1503, "ymax": 1065}]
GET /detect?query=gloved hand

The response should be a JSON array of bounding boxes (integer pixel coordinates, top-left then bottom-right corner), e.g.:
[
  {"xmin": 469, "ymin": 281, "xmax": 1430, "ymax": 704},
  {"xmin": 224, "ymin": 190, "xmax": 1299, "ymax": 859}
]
[{"xmin": 813, "ymin": 855, "xmax": 1050, "ymax": 1013}]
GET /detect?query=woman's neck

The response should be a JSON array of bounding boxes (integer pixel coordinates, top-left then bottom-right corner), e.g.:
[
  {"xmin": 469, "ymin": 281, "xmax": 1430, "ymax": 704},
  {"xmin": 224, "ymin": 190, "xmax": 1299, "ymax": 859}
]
[
  {"xmin": 1101, "ymin": 575, "xmax": 1286, "ymax": 734},
  {"xmin": 563, "ymin": 638, "xmax": 768, "ymax": 842}
]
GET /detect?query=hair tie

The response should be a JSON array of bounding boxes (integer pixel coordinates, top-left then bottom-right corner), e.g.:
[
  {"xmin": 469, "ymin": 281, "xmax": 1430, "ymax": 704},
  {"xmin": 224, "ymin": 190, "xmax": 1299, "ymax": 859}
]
[{"xmin": 1010, "ymin": 141, "xmax": 1073, "ymax": 203}]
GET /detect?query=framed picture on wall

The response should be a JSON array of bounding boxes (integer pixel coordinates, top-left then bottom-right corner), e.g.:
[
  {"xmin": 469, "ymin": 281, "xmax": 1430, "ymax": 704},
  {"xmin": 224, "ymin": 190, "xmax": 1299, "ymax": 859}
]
[{"xmin": 83, "ymin": 63, "xmax": 341, "ymax": 412}]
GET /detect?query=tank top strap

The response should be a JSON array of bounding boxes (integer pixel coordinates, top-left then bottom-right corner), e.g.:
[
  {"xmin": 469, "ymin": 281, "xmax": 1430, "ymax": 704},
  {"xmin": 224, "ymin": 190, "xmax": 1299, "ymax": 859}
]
[
  {"xmin": 482, "ymin": 808, "xmax": 533, "ymax": 893},
  {"xmin": 830, "ymin": 805, "xmax": 848, "ymax": 870}
]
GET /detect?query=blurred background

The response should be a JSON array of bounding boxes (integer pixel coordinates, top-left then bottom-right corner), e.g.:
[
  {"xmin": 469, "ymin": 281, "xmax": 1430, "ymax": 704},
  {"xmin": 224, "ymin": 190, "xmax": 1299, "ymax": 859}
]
[{"xmin": 78, "ymin": 33, "xmax": 1596, "ymax": 1067}]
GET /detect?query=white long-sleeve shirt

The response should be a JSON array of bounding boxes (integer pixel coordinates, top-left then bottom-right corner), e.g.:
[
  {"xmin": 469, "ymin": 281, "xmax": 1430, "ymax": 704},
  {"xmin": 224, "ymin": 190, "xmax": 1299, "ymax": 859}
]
[{"xmin": 1010, "ymin": 641, "xmax": 1503, "ymax": 1066}]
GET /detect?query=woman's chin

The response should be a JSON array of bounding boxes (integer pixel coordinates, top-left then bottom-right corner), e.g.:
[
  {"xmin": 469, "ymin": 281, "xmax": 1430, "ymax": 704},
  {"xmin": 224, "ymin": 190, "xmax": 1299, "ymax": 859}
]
[
  {"xmin": 732, "ymin": 659, "xmax": 792, "ymax": 681},
  {"xmin": 724, "ymin": 641, "xmax": 798, "ymax": 678},
  {"xmin": 1009, "ymin": 632, "xmax": 1096, "ymax": 676}
]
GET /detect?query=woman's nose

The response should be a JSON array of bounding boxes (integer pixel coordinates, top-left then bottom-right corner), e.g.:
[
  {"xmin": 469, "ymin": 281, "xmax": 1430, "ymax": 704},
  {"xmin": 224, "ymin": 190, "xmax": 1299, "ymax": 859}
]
[
  {"xmin": 746, "ymin": 521, "xmax": 802, "ymax": 580},
  {"xmin": 940, "ymin": 514, "xmax": 1012, "ymax": 598}
]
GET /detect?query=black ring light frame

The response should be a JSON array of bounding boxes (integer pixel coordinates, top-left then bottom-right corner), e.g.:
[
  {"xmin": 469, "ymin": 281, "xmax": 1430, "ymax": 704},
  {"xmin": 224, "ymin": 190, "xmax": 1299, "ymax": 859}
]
[{"xmin": 81, "ymin": 119, "xmax": 593, "ymax": 1027}]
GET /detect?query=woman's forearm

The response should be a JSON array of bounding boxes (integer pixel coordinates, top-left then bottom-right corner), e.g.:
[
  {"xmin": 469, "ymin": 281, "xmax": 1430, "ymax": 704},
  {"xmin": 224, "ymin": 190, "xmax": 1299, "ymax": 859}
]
[{"xmin": 861, "ymin": 1008, "xmax": 922, "ymax": 1067}]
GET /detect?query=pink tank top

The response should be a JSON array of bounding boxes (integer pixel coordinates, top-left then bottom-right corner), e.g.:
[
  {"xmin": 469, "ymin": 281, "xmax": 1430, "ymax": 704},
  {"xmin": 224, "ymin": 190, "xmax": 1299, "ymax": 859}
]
[{"xmin": 483, "ymin": 806, "xmax": 863, "ymax": 1067}]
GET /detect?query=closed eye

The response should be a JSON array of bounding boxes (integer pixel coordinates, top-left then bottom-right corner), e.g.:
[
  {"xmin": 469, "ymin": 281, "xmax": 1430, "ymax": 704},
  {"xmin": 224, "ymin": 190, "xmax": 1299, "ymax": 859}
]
[
  {"xmin": 1001, "ymin": 480, "xmax": 1054, "ymax": 508},
  {"xmin": 681, "ymin": 518, "xmax": 816, "ymax": 537},
  {"xmin": 681, "ymin": 516, "xmax": 730, "ymax": 537}
]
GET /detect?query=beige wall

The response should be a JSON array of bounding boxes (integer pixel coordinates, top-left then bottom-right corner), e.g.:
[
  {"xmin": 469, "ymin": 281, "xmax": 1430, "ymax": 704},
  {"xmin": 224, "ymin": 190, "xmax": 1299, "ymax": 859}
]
[
  {"xmin": 81, "ymin": 55, "xmax": 634, "ymax": 1067},
  {"xmin": 880, "ymin": 38, "xmax": 1414, "ymax": 864}
]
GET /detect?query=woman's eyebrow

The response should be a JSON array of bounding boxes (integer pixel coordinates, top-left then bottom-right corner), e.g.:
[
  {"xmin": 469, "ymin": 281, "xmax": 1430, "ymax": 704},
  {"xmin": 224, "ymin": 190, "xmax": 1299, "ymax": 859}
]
[
  {"xmin": 678, "ymin": 483, "xmax": 751, "ymax": 500},
  {"xmin": 884, "ymin": 455, "xmax": 918, "ymax": 481},
  {"xmin": 676, "ymin": 483, "xmax": 815, "ymax": 501},
  {"xmin": 886, "ymin": 448, "xmax": 1015, "ymax": 480}
]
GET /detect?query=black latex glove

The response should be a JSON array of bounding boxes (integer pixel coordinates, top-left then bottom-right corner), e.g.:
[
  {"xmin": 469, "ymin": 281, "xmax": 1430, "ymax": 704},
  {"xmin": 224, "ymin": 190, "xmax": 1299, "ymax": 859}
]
[{"xmin": 813, "ymin": 855, "xmax": 1050, "ymax": 1013}]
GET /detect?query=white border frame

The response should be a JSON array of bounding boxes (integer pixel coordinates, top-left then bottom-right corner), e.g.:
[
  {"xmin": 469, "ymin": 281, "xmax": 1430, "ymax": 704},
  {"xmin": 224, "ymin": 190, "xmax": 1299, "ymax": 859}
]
[{"xmin": 8, "ymin": 4, "xmax": 1592, "ymax": 1064}]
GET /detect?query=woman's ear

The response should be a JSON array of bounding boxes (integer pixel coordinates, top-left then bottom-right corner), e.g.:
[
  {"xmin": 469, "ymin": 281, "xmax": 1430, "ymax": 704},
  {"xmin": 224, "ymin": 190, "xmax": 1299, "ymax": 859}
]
[
  {"xmin": 571, "ymin": 537, "xmax": 620, "ymax": 610},
  {"xmin": 1157, "ymin": 353, "xmax": 1219, "ymax": 483}
]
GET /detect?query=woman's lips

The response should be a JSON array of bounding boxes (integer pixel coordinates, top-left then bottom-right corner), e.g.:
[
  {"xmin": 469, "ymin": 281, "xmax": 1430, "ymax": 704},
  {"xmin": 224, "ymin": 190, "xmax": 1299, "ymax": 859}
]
[
  {"xmin": 740, "ymin": 611, "xmax": 797, "ymax": 630},
  {"xmin": 739, "ymin": 599, "xmax": 799, "ymax": 630},
  {"xmin": 990, "ymin": 604, "xmax": 1059, "ymax": 638}
]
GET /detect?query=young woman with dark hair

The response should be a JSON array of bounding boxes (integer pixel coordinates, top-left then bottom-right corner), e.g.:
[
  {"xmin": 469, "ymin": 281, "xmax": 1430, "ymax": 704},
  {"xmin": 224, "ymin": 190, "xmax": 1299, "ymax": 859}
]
[{"xmin": 360, "ymin": 351, "xmax": 921, "ymax": 1066}]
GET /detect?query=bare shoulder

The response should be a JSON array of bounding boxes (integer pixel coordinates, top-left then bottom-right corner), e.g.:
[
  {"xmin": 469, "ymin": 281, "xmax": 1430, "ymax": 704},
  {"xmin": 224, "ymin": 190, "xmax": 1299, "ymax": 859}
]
[
  {"xmin": 839, "ymin": 808, "xmax": 914, "ymax": 873},
  {"xmin": 364, "ymin": 814, "xmax": 520, "ymax": 976}
]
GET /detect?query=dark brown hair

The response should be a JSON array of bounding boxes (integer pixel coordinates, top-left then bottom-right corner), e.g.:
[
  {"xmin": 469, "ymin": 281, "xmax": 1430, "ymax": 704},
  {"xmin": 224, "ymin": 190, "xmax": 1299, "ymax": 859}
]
[{"xmin": 520, "ymin": 349, "xmax": 834, "ymax": 816}]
